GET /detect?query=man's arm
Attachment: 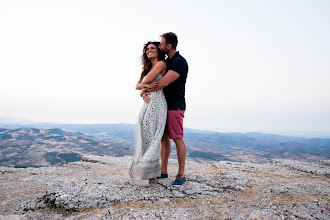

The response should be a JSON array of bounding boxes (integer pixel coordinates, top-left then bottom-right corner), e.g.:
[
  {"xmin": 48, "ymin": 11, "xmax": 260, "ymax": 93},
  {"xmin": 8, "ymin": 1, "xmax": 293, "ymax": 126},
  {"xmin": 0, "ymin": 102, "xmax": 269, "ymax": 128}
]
[
  {"xmin": 140, "ymin": 70, "xmax": 180, "ymax": 103},
  {"xmin": 147, "ymin": 70, "xmax": 180, "ymax": 92}
]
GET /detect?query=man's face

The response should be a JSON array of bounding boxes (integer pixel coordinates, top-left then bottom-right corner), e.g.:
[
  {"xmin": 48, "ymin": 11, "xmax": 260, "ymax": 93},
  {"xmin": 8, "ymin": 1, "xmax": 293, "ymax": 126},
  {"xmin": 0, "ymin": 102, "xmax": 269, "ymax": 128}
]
[{"xmin": 159, "ymin": 37, "xmax": 169, "ymax": 54}]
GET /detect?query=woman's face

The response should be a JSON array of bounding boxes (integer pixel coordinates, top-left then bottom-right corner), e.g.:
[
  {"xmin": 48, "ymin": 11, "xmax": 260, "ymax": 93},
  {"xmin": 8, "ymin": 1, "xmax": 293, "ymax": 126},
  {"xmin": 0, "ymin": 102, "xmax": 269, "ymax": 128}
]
[{"xmin": 146, "ymin": 44, "xmax": 159, "ymax": 59}]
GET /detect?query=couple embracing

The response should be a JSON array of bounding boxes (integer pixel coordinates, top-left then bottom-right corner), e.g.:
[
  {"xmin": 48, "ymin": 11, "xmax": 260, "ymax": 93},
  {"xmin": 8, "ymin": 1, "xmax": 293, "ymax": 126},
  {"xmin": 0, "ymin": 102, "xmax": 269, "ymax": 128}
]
[{"xmin": 129, "ymin": 32, "xmax": 188, "ymax": 186}]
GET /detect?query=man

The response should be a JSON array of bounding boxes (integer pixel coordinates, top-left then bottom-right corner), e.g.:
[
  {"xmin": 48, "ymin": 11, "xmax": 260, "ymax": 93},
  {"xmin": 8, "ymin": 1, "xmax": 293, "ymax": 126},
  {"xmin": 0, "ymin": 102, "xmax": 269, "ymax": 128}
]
[{"xmin": 140, "ymin": 32, "xmax": 188, "ymax": 186}]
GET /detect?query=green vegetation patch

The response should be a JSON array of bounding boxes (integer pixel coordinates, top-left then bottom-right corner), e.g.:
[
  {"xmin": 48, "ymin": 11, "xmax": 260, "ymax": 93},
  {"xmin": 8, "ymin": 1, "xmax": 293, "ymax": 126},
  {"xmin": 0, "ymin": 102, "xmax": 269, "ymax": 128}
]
[
  {"xmin": 58, "ymin": 153, "xmax": 81, "ymax": 163},
  {"xmin": 44, "ymin": 152, "xmax": 81, "ymax": 165},
  {"xmin": 189, "ymin": 151, "xmax": 230, "ymax": 161}
]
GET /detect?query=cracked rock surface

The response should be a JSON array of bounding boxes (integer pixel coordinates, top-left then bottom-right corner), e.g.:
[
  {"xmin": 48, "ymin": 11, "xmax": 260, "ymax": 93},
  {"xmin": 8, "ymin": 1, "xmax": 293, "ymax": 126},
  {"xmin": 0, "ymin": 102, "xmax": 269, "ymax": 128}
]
[{"xmin": 1, "ymin": 155, "xmax": 329, "ymax": 219}]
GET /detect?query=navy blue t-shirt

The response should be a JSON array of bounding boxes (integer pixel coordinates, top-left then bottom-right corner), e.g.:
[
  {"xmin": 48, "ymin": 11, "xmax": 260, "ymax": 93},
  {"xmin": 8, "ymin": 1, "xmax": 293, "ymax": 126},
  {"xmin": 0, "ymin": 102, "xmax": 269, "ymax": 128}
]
[{"xmin": 163, "ymin": 52, "xmax": 188, "ymax": 110}]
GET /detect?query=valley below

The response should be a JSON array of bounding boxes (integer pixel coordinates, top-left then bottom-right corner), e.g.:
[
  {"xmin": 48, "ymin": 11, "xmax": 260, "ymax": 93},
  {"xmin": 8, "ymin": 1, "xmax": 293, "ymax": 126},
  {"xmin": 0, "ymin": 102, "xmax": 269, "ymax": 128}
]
[{"xmin": 0, "ymin": 123, "xmax": 329, "ymax": 168}]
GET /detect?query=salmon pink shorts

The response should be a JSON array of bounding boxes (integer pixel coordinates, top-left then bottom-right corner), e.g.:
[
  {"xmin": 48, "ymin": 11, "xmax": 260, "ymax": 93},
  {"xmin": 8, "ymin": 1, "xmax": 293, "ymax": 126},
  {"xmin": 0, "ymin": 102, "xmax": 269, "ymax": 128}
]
[{"xmin": 164, "ymin": 110, "xmax": 185, "ymax": 139}]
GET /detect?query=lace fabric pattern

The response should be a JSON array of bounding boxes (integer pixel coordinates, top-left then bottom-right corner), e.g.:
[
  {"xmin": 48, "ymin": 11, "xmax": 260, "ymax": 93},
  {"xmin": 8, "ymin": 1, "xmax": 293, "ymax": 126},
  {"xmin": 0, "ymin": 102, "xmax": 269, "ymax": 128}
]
[{"xmin": 130, "ymin": 75, "xmax": 167, "ymax": 186}]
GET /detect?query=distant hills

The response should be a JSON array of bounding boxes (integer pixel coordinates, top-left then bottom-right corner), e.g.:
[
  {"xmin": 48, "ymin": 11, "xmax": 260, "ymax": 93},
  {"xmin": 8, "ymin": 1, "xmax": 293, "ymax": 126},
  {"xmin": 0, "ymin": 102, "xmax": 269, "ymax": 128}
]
[
  {"xmin": 0, "ymin": 123, "xmax": 329, "ymax": 167},
  {"xmin": 184, "ymin": 129, "xmax": 330, "ymax": 162},
  {"xmin": 0, "ymin": 127, "xmax": 133, "ymax": 167}
]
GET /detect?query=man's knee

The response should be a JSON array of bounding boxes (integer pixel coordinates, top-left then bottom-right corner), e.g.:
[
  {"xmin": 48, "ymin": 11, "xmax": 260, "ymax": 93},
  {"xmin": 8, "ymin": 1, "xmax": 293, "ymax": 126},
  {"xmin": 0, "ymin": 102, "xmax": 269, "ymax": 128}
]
[
  {"xmin": 173, "ymin": 138, "xmax": 186, "ymax": 147},
  {"xmin": 161, "ymin": 135, "xmax": 171, "ymax": 147},
  {"xmin": 173, "ymin": 137, "xmax": 184, "ymax": 143}
]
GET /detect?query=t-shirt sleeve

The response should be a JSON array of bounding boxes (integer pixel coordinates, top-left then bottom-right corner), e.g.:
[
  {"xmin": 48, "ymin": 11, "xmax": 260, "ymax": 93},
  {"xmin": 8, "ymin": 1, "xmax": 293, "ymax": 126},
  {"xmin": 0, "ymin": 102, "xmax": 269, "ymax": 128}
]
[{"xmin": 168, "ymin": 58, "xmax": 186, "ymax": 75}]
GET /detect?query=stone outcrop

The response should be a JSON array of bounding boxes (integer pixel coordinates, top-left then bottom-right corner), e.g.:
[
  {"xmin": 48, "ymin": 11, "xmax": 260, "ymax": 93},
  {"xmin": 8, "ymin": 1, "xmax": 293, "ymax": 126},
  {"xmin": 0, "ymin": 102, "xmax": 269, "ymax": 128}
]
[{"xmin": 0, "ymin": 155, "xmax": 329, "ymax": 219}]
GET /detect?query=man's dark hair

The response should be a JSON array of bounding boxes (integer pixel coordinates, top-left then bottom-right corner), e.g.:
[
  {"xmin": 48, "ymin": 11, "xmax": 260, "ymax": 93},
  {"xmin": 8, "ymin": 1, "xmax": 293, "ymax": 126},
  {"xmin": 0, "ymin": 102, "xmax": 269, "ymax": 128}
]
[{"xmin": 160, "ymin": 32, "xmax": 178, "ymax": 50}]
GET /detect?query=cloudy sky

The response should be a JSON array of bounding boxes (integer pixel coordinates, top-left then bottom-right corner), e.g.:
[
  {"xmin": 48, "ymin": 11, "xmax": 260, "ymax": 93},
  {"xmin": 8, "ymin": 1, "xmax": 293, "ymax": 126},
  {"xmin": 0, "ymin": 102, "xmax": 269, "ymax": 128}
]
[{"xmin": 0, "ymin": 0, "xmax": 329, "ymax": 136}]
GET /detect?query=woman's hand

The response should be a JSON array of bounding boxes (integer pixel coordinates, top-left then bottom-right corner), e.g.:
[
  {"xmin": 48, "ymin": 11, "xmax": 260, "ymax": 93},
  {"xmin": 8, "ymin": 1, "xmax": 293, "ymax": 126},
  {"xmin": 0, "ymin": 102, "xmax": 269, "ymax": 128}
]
[
  {"xmin": 143, "ymin": 81, "xmax": 158, "ymax": 89},
  {"xmin": 140, "ymin": 89, "xmax": 151, "ymax": 104}
]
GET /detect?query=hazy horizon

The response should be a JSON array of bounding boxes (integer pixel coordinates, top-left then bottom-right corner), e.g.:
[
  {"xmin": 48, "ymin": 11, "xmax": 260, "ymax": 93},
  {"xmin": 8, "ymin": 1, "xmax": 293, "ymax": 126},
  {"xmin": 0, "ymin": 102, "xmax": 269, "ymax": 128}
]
[
  {"xmin": 1, "ymin": 115, "xmax": 330, "ymax": 138},
  {"xmin": 1, "ymin": 1, "xmax": 329, "ymax": 137}
]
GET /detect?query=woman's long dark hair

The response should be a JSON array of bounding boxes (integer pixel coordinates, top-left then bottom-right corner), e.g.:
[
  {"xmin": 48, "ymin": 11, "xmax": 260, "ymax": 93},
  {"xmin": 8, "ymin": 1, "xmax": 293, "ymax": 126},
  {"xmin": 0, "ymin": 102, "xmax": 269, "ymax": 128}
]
[{"xmin": 140, "ymin": 41, "xmax": 165, "ymax": 81}]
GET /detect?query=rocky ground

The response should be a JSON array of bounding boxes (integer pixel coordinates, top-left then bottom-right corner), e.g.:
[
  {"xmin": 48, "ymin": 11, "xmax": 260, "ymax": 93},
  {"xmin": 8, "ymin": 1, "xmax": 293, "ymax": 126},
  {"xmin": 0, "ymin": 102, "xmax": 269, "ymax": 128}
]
[{"xmin": 0, "ymin": 155, "xmax": 329, "ymax": 219}]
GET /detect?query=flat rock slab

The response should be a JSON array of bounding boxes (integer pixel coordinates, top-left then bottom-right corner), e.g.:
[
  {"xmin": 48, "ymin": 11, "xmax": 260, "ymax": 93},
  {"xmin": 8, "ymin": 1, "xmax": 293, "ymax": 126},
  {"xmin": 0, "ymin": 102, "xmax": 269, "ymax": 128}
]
[{"xmin": 1, "ymin": 155, "xmax": 329, "ymax": 219}]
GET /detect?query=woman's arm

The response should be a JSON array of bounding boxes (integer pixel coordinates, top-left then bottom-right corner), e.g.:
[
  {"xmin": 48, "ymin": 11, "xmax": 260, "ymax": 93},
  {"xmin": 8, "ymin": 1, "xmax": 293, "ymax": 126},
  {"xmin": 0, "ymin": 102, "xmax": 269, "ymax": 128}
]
[
  {"xmin": 136, "ymin": 79, "xmax": 158, "ymax": 90},
  {"xmin": 141, "ymin": 61, "xmax": 166, "ymax": 84},
  {"xmin": 136, "ymin": 78, "xmax": 144, "ymax": 90}
]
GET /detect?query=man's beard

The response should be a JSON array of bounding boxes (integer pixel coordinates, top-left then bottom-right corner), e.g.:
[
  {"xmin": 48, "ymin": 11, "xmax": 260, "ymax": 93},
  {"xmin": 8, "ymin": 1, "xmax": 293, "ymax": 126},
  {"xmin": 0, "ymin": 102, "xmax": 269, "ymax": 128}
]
[{"xmin": 160, "ymin": 48, "xmax": 169, "ymax": 54}]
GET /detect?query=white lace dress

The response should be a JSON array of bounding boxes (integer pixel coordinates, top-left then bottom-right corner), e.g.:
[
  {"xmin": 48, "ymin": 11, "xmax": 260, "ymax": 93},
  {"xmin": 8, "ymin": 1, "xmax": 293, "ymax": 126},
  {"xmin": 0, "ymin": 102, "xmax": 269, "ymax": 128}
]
[{"xmin": 129, "ymin": 75, "xmax": 167, "ymax": 186}]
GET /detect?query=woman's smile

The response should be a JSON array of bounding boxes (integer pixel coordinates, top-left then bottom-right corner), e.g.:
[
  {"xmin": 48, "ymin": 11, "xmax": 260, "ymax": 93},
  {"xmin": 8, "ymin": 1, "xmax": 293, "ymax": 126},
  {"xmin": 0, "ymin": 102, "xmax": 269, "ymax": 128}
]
[{"xmin": 146, "ymin": 44, "xmax": 158, "ymax": 58}]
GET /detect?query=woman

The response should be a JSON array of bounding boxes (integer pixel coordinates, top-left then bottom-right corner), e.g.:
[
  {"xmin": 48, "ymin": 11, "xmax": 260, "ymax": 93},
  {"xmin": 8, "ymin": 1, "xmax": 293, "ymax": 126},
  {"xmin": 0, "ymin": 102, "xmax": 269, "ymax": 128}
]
[{"xmin": 129, "ymin": 41, "xmax": 167, "ymax": 186}]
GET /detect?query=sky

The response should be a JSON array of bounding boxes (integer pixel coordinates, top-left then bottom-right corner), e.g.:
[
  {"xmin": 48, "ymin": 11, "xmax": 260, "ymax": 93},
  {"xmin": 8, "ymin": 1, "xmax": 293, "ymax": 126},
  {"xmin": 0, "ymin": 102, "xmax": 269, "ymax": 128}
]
[{"xmin": 0, "ymin": 0, "xmax": 329, "ymax": 136}]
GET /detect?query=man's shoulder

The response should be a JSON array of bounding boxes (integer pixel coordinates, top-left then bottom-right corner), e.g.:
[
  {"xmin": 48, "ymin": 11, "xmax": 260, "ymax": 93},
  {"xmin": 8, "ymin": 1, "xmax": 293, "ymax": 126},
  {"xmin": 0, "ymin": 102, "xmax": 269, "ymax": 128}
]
[{"xmin": 173, "ymin": 52, "xmax": 188, "ymax": 65}]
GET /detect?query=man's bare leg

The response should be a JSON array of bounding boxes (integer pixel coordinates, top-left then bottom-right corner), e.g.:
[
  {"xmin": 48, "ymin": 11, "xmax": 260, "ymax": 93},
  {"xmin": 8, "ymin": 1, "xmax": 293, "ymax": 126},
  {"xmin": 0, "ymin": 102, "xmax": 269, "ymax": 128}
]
[
  {"xmin": 173, "ymin": 138, "xmax": 186, "ymax": 175},
  {"xmin": 160, "ymin": 134, "xmax": 171, "ymax": 173}
]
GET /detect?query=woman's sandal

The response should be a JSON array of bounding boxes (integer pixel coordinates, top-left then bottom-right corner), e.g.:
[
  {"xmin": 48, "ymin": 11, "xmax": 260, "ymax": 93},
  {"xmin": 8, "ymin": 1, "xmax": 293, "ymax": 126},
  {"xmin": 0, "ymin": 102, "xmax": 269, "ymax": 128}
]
[{"xmin": 149, "ymin": 178, "xmax": 157, "ymax": 184}]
